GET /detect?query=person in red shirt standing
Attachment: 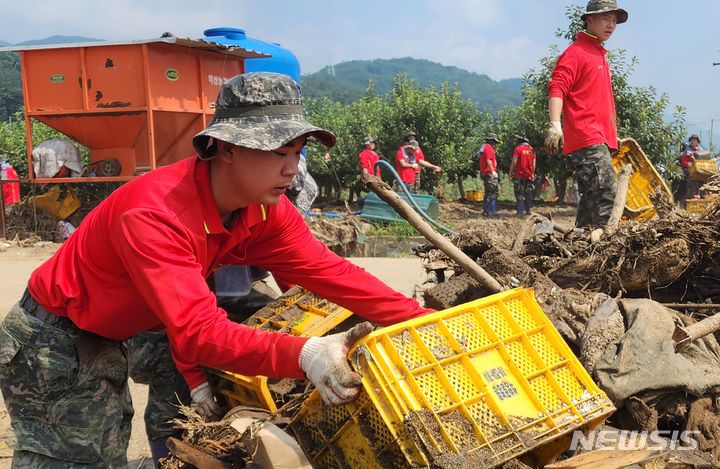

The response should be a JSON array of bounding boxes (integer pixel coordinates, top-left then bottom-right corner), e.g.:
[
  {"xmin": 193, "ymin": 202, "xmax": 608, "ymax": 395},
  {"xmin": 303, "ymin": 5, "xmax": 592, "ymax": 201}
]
[
  {"xmin": 359, "ymin": 136, "xmax": 381, "ymax": 177},
  {"xmin": 545, "ymin": 0, "xmax": 628, "ymax": 228},
  {"xmin": 676, "ymin": 134, "xmax": 703, "ymax": 207},
  {"xmin": 351, "ymin": 136, "xmax": 381, "ymax": 203},
  {"xmin": 476, "ymin": 133, "xmax": 499, "ymax": 217},
  {"xmin": 395, "ymin": 139, "xmax": 441, "ymax": 192},
  {"xmin": 0, "ymin": 72, "xmax": 432, "ymax": 468},
  {"xmin": 1, "ymin": 160, "xmax": 21, "ymax": 210},
  {"xmin": 509, "ymin": 135, "xmax": 537, "ymax": 216}
]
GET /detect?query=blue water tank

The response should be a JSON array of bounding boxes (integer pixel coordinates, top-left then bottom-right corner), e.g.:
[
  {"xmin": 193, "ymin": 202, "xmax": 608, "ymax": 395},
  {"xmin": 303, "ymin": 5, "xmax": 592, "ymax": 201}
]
[{"xmin": 203, "ymin": 27, "xmax": 300, "ymax": 84}]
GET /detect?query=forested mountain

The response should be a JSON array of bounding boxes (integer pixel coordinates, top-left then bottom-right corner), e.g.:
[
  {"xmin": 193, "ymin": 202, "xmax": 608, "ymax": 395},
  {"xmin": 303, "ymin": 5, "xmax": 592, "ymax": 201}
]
[{"xmin": 302, "ymin": 57, "xmax": 522, "ymax": 111}]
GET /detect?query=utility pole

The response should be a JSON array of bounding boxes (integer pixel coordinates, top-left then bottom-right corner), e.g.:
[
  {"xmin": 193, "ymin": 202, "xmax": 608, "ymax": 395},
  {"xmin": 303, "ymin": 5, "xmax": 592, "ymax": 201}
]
[{"xmin": 711, "ymin": 119, "xmax": 715, "ymax": 151}]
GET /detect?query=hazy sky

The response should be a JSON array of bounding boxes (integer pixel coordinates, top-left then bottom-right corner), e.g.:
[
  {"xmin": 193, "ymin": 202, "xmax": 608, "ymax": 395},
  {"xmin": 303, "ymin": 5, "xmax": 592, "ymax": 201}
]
[{"xmin": 1, "ymin": 0, "xmax": 718, "ymax": 147}]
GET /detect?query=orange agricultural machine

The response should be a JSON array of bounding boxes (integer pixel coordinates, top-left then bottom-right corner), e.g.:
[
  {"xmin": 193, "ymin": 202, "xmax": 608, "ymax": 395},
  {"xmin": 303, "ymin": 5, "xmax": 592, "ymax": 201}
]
[{"xmin": 4, "ymin": 36, "xmax": 268, "ymax": 183}]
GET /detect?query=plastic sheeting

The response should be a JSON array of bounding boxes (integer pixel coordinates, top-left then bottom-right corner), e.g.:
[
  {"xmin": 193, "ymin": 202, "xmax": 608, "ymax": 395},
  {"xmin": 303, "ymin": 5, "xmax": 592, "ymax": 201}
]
[{"xmin": 31, "ymin": 139, "xmax": 82, "ymax": 178}]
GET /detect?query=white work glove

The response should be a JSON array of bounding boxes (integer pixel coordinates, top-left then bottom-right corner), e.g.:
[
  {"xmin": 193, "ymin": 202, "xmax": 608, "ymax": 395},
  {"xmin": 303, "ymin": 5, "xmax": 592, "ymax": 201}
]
[
  {"xmin": 544, "ymin": 121, "xmax": 563, "ymax": 155},
  {"xmin": 491, "ymin": 170, "xmax": 498, "ymax": 179},
  {"xmin": 299, "ymin": 322, "xmax": 374, "ymax": 405},
  {"xmin": 190, "ymin": 382, "xmax": 224, "ymax": 421}
]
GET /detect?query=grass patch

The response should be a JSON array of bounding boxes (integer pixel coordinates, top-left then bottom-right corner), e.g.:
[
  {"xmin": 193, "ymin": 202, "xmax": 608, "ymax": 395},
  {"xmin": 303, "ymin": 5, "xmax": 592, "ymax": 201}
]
[{"xmin": 365, "ymin": 221, "xmax": 419, "ymax": 238}]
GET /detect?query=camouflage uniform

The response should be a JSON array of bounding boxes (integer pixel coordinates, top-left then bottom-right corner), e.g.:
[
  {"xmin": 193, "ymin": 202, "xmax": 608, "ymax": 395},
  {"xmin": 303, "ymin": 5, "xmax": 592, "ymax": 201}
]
[
  {"xmin": 481, "ymin": 174, "xmax": 498, "ymax": 204},
  {"xmin": 125, "ymin": 332, "xmax": 191, "ymax": 443},
  {"xmin": 0, "ymin": 292, "xmax": 133, "ymax": 468},
  {"xmin": 286, "ymin": 157, "xmax": 318, "ymax": 214},
  {"xmin": 513, "ymin": 179, "xmax": 535, "ymax": 204},
  {"xmin": 568, "ymin": 144, "xmax": 617, "ymax": 227}
]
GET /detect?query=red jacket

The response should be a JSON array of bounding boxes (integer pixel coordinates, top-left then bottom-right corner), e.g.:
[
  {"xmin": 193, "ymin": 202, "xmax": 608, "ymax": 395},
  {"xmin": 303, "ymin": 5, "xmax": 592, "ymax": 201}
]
[
  {"xmin": 548, "ymin": 31, "xmax": 618, "ymax": 155},
  {"xmin": 478, "ymin": 144, "xmax": 497, "ymax": 175},
  {"xmin": 358, "ymin": 149, "xmax": 381, "ymax": 177},
  {"xmin": 28, "ymin": 157, "xmax": 431, "ymax": 388},
  {"xmin": 395, "ymin": 145, "xmax": 417, "ymax": 183},
  {"xmin": 512, "ymin": 144, "xmax": 536, "ymax": 179}
]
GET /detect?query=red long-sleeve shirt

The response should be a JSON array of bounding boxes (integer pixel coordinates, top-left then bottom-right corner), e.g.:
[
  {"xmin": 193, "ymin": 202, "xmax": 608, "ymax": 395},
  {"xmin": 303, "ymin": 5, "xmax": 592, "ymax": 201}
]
[
  {"xmin": 548, "ymin": 31, "xmax": 618, "ymax": 155},
  {"xmin": 358, "ymin": 149, "xmax": 381, "ymax": 177},
  {"xmin": 28, "ymin": 157, "xmax": 431, "ymax": 389}
]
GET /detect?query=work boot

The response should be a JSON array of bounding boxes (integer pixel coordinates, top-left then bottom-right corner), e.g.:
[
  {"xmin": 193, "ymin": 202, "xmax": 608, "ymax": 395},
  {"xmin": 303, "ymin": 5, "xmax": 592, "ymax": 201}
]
[
  {"xmin": 525, "ymin": 198, "xmax": 532, "ymax": 215},
  {"xmin": 516, "ymin": 200, "xmax": 524, "ymax": 216},
  {"xmin": 489, "ymin": 199, "xmax": 497, "ymax": 217},
  {"xmin": 482, "ymin": 200, "xmax": 489, "ymax": 217}
]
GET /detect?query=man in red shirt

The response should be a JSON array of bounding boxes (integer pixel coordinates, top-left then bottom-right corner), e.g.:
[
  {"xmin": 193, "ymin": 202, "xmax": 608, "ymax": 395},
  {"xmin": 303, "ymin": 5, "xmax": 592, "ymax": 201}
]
[
  {"xmin": 395, "ymin": 140, "xmax": 441, "ymax": 192},
  {"xmin": 545, "ymin": 0, "xmax": 628, "ymax": 228},
  {"xmin": 476, "ymin": 133, "xmax": 499, "ymax": 217},
  {"xmin": 359, "ymin": 136, "xmax": 381, "ymax": 177},
  {"xmin": 676, "ymin": 134, "xmax": 704, "ymax": 207},
  {"xmin": 509, "ymin": 135, "xmax": 537, "ymax": 216},
  {"xmin": 0, "ymin": 72, "xmax": 432, "ymax": 467}
]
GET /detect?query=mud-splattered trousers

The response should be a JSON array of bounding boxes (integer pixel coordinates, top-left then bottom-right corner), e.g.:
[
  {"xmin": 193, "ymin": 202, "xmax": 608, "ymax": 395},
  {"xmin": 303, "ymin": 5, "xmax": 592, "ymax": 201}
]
[
  {"xmin": 568, "ymin": 144, "xmax": 617, "ymax": 228},
  {"xmin": 0, "ymin": 290, "xmax": 132, "ymax": 468}
]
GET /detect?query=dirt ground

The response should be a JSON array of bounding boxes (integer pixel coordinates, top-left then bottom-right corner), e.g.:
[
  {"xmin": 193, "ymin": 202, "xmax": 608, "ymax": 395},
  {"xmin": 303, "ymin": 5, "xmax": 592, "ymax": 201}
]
[{"xmin": 0, "ymin": 242, "xmax": 426, "ymax": 468}]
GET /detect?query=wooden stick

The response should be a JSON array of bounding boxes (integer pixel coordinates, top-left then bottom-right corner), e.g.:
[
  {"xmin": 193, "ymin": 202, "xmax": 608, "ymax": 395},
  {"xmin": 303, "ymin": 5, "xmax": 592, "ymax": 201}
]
[
  {"xmin": 362, "ymin": 174, "xmax": 503, "ymax": 293},
  {"xmin": 166, "ymin": 437, "xmax": 229, "ymax": 469},
  {"xmin": 662, "ymin": 303, "xmax": 720, "ymax": 309},
  {"xmin": 605, "ymin": 164, "xmax": 633, "ymax": 234},
  {"xmin": 673, "ymin": 310, "xmax": 720, "ymax": 351}
]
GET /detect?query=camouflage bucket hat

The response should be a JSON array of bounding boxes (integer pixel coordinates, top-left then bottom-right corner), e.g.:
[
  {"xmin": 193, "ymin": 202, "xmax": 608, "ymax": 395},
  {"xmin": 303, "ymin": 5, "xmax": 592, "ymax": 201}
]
[
  {"xmin": 193, "ymin": 72, "xmax": 336, "ymax": 158},
  {"xmin": 485, "ymin": 133, "xmax": 500, "ymax": 143},
  {"xmin": 407, "ymin": 139, "xmax": 420, "ymax": 149},
  {"xmin": 363, "ymin": 136, "xmax": 376, "ymax": 146},
  {"xmin": 581, "ymin": 0, "xmax": 628, "ymax": 24}
]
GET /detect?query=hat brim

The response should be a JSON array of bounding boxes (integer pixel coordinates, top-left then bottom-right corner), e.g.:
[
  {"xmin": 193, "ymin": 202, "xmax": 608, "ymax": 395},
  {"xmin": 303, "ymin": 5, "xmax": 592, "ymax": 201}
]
[
  {"xmin": 193, "ymin": 117, "xmax": 336, "ymax": 158},
  {"xmin": 485, "ymin": 137, "xmax": 500, "ymax": 143},
  {"xmin": 581, "ymin": 8, "xmax": 628, "ymax": 24}
]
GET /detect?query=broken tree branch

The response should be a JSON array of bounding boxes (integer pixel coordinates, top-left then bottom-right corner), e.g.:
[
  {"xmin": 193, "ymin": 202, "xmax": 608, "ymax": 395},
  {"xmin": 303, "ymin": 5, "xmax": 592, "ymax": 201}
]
[
  {"xmin": 605, "ymin": 163, "xmax": 633, "ymax": 235},
  {"xmin": 673, "ymin": 310, "xmax": 720, "ymax": 351},
  {"xmin": 362, "ymin": 174, "xmax": 503, "ymax": 293}
]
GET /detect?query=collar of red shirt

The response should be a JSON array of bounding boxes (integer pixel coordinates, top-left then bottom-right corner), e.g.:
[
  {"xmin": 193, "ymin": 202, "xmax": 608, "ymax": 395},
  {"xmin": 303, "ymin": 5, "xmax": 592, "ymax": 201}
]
[
  {"xmin": 576, "ymin": 30, "xmax": 606, "ymax": 53},
  {"xmin": 193, "ymin": 158, "xmax": 267, "ymax": 235}
]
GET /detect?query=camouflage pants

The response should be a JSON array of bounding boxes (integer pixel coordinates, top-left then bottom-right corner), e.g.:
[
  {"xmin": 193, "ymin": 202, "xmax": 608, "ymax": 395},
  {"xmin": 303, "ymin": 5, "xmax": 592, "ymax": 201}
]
[
  {"xmin": 481, "ymin": 174, "xmax": 498, "ymax": 202},
  {"xmin": 0, "ymin": 294, "xmax": 132, "ymax": 468},
  {"xmin": 125, "ymin": 332, "xmax": 191, "ymax": 442},
  {"xmin": 513, "ymin": 178, "xmax": 534, "ymax": 202},
  {"xmin": 568, "ymin": 144, "xmax": 617, "ymax": 228},
  {"xmin": 124, "ymin": 278, "xmax": 280, "ymax": 443}
]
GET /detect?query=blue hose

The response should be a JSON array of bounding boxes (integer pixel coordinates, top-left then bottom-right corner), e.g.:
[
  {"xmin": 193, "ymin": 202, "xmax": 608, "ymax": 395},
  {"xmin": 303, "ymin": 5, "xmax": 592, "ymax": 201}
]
[{"xmin": 373, "ymin": 160, "xmax": 457, "ymax": 235}]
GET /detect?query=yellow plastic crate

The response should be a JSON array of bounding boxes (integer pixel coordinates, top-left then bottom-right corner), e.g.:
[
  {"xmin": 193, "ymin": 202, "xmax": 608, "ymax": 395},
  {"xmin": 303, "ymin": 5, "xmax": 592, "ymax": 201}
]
[
  {"xmin": 465, "ymin": 190, "xmax": 484, "ymax": 202},
  {"xmin": 689, "ymin": 159, "xmax": 719, "ymax": 181},
  {"xmin": 611, "ymin": 138, "xmax": 672, "ymax": 221},
  {"xmin": 291, "ymin": 288, "xmax": 614, "ymax": 468},
  {"xmin": 213, "ymin": 287, "xmax": 354, "ymax": 412},
  {"xmin": 685, "ymin": 196, "xmax": 718, "ymax": 214}
]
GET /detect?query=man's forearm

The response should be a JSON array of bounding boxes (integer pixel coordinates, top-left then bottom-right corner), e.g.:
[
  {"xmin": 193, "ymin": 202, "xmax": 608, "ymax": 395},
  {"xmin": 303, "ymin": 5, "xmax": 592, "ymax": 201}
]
[{"xmin": 548, "ymin": 97, "xmax": 563, "ymax": 123}]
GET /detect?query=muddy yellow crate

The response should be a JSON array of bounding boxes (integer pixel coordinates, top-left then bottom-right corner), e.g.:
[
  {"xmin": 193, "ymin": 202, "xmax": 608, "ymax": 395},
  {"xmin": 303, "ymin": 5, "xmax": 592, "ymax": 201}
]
[
  {"xmin": 689, "ymin": 159, "xmax": 719, "ymax": 181},
  {"xmin": 290, "ymin": 288, "xmax": 614, "ymax": 468},
  {"xmin": 685, "ymin": 196, "xmax": 718, "ymax": 215},
  {"xmin": 213, "ymin": 287, "xmax": 353, "ymax": 412},
  {"xmin": 611, "ymin": 138, "xmax": 672, "ymax": 221},
  {"xmin": 465, "ymin": 190, "xmax": 484, "ymax": 202}
]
